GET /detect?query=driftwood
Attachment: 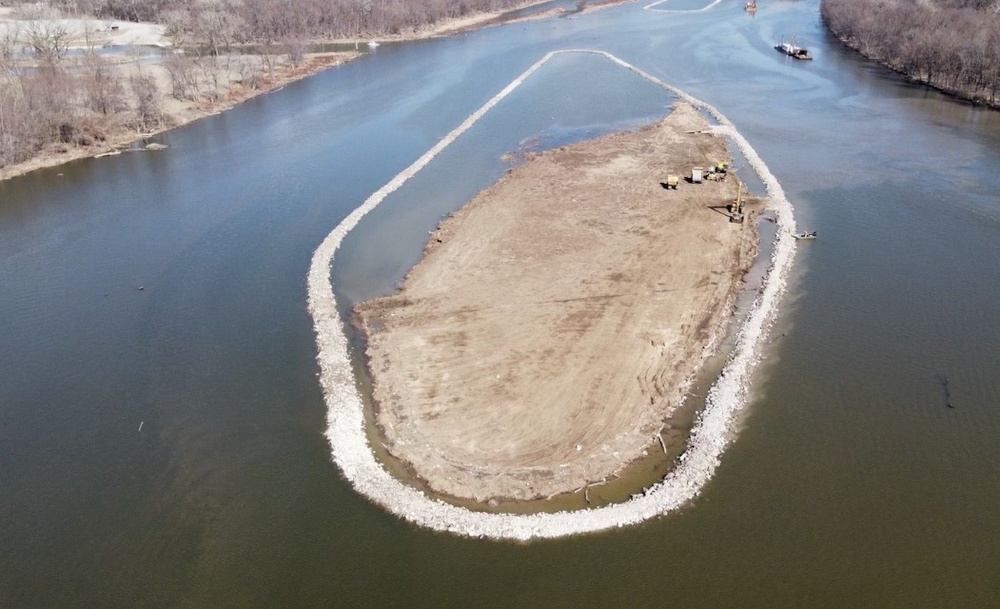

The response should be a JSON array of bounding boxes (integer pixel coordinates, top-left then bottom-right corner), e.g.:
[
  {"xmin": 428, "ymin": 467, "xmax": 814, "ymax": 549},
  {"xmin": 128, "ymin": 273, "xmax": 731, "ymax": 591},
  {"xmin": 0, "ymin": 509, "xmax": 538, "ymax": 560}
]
[{"xmin": 656, "ymin": 432, "xmax": 668, "ymax": 454}]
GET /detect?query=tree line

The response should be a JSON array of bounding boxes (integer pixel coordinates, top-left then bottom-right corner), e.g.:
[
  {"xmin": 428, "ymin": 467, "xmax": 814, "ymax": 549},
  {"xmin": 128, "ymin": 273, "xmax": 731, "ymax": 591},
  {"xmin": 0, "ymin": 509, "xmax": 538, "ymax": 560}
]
[
  {"xmin": 821, "ymin": 0, "xmax": 1000, "ymax": 106},
  {"xmin": 57, "ymin": 0, "xmax": 534, "ymax": 42}
]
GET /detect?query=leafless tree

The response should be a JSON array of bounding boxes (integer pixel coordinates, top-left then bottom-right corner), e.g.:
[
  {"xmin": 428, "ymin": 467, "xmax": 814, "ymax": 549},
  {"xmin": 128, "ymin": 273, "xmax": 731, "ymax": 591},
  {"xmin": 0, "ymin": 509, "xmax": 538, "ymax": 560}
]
[
  {"xmin": 18, "ymin": 17, "xmax": 70, "ymax": 64},
  {"xmin": 129, "ymin": 72, "xmax": 163, "ymax": 132},
  {"xmin": 233, "ymin": 56, "xmax": 262, "ymax": 89},
  {"xmin": 68, "ymin": 0, "xmax": 532, "ymax": 41},
  {"xmin": 83, "ymin": 60, "xmax": 128, "ymax": 114},
  {"xmin": 823, "ymin": 0, "xmax": 1000, "ymax": 106},
  {"xmin": 284, "ymin": 38, "xmax": 305, "ymax": 68},
  {"xmin": 163, "ymin": 52, "xmax": 198, "ymax": 100}
]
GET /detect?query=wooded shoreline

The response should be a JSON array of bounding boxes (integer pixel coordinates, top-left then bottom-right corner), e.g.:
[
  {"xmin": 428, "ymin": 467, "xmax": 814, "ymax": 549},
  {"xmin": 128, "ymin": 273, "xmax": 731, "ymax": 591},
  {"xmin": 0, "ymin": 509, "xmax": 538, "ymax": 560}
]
[
  {"xmin": 2, "ymin": 0, "xmax": 633, "ymax": 183},
  {"xmin": 821, "ymin": 0, "xmax": 1000, "ymax": 109}
]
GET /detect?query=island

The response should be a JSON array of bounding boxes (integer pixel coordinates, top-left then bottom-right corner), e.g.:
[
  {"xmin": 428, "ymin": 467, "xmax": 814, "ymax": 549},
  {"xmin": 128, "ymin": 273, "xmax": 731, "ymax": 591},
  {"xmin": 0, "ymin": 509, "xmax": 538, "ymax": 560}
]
[{"xmin": 355, "ymin": 102, "xmax": 760, "ymax": 504}]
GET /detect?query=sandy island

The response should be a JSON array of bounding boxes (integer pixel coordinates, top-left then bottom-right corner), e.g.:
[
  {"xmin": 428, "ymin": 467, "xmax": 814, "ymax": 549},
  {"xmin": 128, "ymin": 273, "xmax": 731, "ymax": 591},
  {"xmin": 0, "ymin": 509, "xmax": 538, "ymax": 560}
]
[{"xmin": 355, "ymin": 102, "xmax": 760, "ymax": 503}]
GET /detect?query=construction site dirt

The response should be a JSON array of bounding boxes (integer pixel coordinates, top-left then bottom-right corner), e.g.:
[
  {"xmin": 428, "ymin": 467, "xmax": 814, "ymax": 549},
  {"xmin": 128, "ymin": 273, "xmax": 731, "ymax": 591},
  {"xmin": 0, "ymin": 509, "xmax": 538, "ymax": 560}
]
[{"xmin": 355, "ymin": 102, "xmax": 761, "ymax": 505}]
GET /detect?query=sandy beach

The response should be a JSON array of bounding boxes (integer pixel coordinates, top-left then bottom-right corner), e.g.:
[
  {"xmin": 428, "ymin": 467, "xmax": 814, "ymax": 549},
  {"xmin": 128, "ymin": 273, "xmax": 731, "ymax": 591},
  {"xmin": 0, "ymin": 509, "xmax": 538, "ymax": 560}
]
[{"xmin": 356, "ymin": 102, "xmax": 760, "ymax": 503}]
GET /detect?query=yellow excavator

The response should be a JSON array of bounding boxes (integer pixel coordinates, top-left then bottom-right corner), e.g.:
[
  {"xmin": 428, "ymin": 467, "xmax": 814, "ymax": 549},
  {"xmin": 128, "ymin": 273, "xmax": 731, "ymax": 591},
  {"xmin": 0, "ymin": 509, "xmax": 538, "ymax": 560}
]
[{"xmin": 730, "ymin": 181, "xmax": 745, "ymax": 223}]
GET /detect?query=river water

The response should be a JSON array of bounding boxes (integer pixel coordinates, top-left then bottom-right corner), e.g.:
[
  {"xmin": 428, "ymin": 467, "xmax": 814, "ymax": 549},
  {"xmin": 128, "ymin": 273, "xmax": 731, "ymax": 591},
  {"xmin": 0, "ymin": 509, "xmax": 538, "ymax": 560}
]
[{"xmin": 2, "ymin": 0, "xmax": 999, "ymax": 607}]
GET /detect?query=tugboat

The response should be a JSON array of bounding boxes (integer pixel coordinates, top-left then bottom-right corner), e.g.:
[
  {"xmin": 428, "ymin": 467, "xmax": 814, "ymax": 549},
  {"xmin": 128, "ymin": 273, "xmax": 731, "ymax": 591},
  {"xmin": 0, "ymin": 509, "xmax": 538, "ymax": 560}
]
[{"xmin": 775, "ymin": 39, "xmax": 813, "ymax": 60}]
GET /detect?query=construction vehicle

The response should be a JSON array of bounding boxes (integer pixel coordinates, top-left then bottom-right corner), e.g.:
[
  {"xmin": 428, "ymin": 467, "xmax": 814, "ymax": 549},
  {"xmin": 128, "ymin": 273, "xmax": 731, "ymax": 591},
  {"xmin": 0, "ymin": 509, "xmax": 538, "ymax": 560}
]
[{"xmin": 729, "ymin": 182, "xmax": 745, "ymax": 223}]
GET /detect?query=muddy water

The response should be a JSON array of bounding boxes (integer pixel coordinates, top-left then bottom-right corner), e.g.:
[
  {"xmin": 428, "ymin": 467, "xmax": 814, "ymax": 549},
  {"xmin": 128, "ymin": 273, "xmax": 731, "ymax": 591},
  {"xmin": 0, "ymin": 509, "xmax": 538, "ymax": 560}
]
[{"xmin": 2, "ymin": 0, "xmax": 1000, "ymax": 607}]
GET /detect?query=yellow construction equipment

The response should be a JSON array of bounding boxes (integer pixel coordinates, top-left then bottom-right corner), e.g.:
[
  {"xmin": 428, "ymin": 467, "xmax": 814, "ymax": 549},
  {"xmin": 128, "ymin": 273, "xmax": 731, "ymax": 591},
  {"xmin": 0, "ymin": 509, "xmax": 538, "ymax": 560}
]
[{"xmin": 730, "ymin": 182, "xmax": 745, "ymax": 223}]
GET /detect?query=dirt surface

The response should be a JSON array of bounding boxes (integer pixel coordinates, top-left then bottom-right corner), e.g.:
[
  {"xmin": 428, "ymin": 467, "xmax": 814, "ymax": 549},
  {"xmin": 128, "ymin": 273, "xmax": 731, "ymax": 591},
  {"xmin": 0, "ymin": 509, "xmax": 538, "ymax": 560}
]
[
  {"xmin": 0, "ymin": 12, "xmax": 168, "ymax": 47},
  {"xmin": 355, "ymin": 102, "xmax": 760, "ymax": 503}
]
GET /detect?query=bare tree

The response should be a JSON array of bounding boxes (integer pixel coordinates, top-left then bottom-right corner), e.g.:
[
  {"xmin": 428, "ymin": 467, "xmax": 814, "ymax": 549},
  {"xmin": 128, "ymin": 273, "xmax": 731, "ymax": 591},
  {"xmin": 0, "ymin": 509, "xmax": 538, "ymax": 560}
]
[
  {"xmin": 19, "ymin": 18, "xmax": 70, "ymax": 65},
  {"xmin": 129, "ymin": 72, "xmax": 163, "ymax": 132},
  {"xmin": 284, "ymin": 38, "xmax": 305, "ymax": 68},
  {"xmin": 83, "ymin": 60, "xmax": 127, "ymax": 114},
  {"xmin": 163, "ymin": 52, "xmax": 198, "ymax": 100},
  {"xmin": 79, "ymin": 21, "xmax": 126, "ymax": 115},
  {"xmin": 67, "ymin": 0, "xmax": 533, "ymax": 42},
  {"xmin": 822, "ymin": 0, "xmax": 1000, "ymax": 106},
  {"xmin": 0, "ymin": 28, "xmax": 21, "ymax": 78},
  {"xmin": 195, "ymin": 55, "xmax": 223, "ymax": 101},
  {"xmin": 233, "ymin": 56, "xmax": 262, "ymax": 89}
]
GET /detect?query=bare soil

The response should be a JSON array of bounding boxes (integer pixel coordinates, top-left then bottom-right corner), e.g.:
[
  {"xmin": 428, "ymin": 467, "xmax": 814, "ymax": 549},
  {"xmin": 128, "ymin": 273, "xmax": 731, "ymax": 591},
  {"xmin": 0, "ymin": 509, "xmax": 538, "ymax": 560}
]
[{"xmin": 356, "ymin": 102, "xmax": 760, "ymax": 503}]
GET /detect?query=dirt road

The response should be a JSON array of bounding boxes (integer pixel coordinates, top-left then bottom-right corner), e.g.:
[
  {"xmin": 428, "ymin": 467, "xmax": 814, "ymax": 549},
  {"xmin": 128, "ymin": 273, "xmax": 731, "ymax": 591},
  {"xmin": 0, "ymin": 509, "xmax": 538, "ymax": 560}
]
[{"xmin": 356, "ymin": 102, "xmax": 759, "ymax": 503}]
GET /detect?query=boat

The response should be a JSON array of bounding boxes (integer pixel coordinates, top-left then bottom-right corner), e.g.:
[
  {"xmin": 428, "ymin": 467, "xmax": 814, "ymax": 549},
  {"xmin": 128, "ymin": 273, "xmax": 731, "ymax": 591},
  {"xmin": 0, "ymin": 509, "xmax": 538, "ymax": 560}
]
[
  {"xmin": 793, "ymin": 231, "xmax": 818, "ymax": 240},
  {"xmin": 368, "ymin": 40, "xmax": 380, "ymax": 49},
  {"xmin": 775, "ymin": 40, "xmax": 812, "ymax": 60},
  {"xmin": 745, "ymin": 0, "xmax": 757, "ymax": 12}
]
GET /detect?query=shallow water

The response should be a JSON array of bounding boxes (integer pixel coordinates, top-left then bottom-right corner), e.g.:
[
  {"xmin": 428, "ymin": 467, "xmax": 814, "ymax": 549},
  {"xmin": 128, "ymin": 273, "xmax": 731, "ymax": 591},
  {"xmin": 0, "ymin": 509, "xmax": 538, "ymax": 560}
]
[{"xmin": 2, "ymin": 0, "xmax": 1000, "ymax": 606}]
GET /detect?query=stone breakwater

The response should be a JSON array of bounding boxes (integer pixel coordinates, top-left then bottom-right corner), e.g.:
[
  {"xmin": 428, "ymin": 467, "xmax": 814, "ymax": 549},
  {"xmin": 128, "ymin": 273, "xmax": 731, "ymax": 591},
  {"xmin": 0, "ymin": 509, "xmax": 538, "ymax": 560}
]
[
  {"xmin": 307, "ymin": 50, "xmax": 797, "ymax": 541},
  {"xmin": 643, "ymin": 0, "xmax": 724, "ymax": 14}
]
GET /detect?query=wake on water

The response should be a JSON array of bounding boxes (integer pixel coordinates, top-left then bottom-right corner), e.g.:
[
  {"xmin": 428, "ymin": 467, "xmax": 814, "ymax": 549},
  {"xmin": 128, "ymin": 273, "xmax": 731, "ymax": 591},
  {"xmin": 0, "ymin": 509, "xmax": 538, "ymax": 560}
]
[{"xmin": 307, "ymin": 50, "xmax": 797, "ymax": 541}]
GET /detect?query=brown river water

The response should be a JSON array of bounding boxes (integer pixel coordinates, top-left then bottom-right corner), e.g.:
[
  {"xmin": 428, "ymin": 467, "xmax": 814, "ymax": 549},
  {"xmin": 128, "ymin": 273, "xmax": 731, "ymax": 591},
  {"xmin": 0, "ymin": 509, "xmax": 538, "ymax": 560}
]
[{"xmin": 1, "ymin": 0, "xmax": 999, "ymax": 606}]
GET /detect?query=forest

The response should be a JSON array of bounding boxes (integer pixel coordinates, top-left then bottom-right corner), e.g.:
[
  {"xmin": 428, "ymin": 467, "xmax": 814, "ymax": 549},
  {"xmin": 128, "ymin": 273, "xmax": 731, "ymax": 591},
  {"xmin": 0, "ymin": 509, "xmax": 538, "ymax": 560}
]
[
  {"xmin": 0, "ymin": 0, "xmax": 536, "ymax": 171},
  {"xmin": 57, "ymin": 0, "xmax": 534, "ymax": 41},
  {"xmin": 821, "ymin": 0, "xmax": 1000, "ymax": 106}
]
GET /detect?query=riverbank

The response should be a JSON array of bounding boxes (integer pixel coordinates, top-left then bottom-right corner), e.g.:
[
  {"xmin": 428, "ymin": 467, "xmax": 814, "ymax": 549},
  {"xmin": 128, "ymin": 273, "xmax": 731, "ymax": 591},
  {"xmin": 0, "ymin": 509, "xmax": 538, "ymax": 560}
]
[
  {"xmin": 0, "ymin": 52, "xmax": 357, "ymax": 183},
  {"xmin": 820, "ymin": 0, "xmax": 1000, "ymax": 110},
  {"xmin": 826, "ymin": 30, "xmax": 1000, "ymax": 110},
  {"xmin": 355, "ymin": 102, "xmax": 759, "ymax": 504},
  {"xmin": 0, "ymin": 0, "xmax": 634, "ymax": 184}
]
